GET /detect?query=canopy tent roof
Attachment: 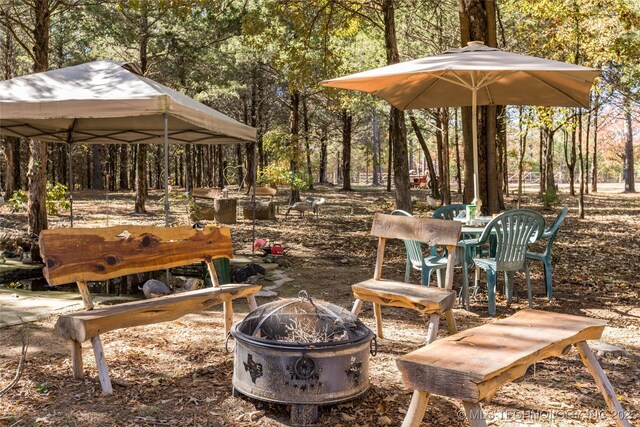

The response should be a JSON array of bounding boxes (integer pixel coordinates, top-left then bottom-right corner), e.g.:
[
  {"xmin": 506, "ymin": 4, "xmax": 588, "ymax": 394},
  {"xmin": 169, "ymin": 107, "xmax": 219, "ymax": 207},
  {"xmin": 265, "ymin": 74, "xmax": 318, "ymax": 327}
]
[
  {"xmin": 0, "ymin": 60, "xmax": 256, "ymax": 144},
  {"xmin": 322, "ymin": 43, "xmax": 600, "ymax": 110}
]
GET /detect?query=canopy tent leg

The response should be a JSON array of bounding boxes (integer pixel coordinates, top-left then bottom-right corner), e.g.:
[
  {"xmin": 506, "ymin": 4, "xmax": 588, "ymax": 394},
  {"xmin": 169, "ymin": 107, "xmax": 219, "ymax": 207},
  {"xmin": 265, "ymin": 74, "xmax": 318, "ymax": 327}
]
[
  {"xmin": 66, "ymin": 119, "xmax": 77, "ymax": 228},
  {"xmin": 163, "ymin": 113, "xmax": 170, "ymax": 227}
]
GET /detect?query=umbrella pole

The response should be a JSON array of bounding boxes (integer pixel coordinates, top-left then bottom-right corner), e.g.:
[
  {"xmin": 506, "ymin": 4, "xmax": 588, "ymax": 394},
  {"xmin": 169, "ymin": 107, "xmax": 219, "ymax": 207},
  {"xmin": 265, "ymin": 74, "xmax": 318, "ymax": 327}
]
[
  {"xmin": 472, "ymin": 87, "xmax": 479, "ymax": 203},
  {"xmin": 69, "ymin": 144, "xmax": 73, "ymax": 228},
  {"xmin": 163, "ymin": 113, "xmax": 169, "ymax": 227}
]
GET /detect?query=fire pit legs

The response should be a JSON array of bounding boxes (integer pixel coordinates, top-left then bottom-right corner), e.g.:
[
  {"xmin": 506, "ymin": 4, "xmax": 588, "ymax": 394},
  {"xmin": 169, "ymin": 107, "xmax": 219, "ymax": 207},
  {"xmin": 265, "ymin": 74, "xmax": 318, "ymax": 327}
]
[{"xmin": 291, "ymin": 404, "xmax": 318, "ymax": 425}]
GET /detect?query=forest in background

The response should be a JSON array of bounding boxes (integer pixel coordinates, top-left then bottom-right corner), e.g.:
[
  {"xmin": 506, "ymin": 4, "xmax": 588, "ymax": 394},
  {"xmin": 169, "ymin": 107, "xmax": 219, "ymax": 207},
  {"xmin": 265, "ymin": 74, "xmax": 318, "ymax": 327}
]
[{"xmin": 0, "ymin": 0, "xmax": 639, "ymax": 242}]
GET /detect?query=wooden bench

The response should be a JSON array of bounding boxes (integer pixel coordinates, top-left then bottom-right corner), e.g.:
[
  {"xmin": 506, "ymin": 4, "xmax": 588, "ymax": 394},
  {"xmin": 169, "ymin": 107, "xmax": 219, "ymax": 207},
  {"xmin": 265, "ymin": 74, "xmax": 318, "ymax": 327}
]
[
  {"xmin": 191, "ymin": 187, "xmax": 222, "ymax": 201},
  {"xmin": 244, "ymin": 186, "xmax": 278, "ymax": 219},
  {"xmin": 39, "ymin": 225, "xmax": 260, "ymax": 394},
  {"xmin": 397, "ymin": 309, "xmax": 631, "ymax": 427},
  {"xmin": 351, "ymin": 213, "xmax": 462, "ymax": 343}
]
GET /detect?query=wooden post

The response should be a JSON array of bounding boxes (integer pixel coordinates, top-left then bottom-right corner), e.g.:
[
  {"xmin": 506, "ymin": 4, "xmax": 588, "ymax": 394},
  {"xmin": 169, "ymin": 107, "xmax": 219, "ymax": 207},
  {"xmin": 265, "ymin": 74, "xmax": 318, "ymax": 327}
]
[
  {"xmin": 91, "ymin": 336, "xmax": 113, "ymax": 394},
  {"xmin": 223, "ymin": 300, "xmax": 234, "ymax": 335},
  {"xmin": 373, "ymin": 303, "xmax": 383, "ymax": 339},
  {"xmin": 71, "ymin": 340, "xmax": 83, "ymax": 379},
  {"xmin": 444, "ymin": 309, "xmax": 458, "ymax": 335},
  {"xmin": 205, "ymin": 259, "xmax": 220, "ymax": 288},
  {"xmin": 373, "ymin": 237, "xmax": 386, "ymax": 280},
  {"xmin": 574, "ymin": 341, "xmax": 632, "ymax": 427},
  {"xmin": 462, "ymin": 401, "xmax": 487, "ymax": 427},
  {"xmin": 351, "ymin": 299, "xmax": 363, "ymax": 316},
  {"xmin": 444, "ymin": 246, "xmax": 456, "ymax": 291},
  {"xmin": 246, "ymin": 295, "xmax": 258, "ymax": 311},
  {"xmin": 401, "ymin": 390, "xmax": 430, "ymax": 427},
  {"xmin": 425, "ymin": 314, "xmax": 440, "ymax": 344},
  {"xmin": 76, "ymin": 281, "xmax": 94, "ymax": 310}
]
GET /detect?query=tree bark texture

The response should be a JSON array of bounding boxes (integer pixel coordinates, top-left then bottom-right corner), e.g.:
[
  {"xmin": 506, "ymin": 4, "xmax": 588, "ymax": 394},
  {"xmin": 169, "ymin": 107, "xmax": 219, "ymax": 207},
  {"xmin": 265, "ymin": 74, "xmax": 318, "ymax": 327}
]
[
  {"xmin": 303, "ymin": 97, "xmax": 313, "ymax": 190},
  {"xmin": 382, "ymin": 0, "xmax": 411, "ymax": 211},
  {"xmin": 91, "ymin": 145, "xmax": 103, "ymax": 190},
  {"xmin": 371, "ymin": 109, "xmax": 382, "ymax": 186},
  {"xmin": 624, "ymin": 95, "xmax": 635, "ymax": 192},
  {"xmin": 591, "ymin": 96, "xmax": 599, "ymax": 192},
  {"xmin": 289, "ymin": 90, "xmax": 301, "ymax": 204},
  {"xmin": 341, "ymin": 108, "xmax": 353, "ymax": 191}
]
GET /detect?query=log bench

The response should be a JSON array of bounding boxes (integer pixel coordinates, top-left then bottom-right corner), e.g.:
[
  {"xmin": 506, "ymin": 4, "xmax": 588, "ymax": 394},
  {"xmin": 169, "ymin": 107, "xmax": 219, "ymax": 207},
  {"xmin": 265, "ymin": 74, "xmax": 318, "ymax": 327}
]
[
  {"xmin": 397, "ymin": 309, "xmax": 631, "ymax": 427},
  {"xmin": 39, "ymin": 225, "xmax": 260, "ymax": 394}
]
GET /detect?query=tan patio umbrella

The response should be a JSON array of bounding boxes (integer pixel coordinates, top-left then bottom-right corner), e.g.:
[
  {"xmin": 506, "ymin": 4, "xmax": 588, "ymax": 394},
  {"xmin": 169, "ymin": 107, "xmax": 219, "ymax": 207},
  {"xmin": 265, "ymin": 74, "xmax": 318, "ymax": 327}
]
[{"xmin": 322, "ymin": 42, "xmax": 600, "ymax": 207}]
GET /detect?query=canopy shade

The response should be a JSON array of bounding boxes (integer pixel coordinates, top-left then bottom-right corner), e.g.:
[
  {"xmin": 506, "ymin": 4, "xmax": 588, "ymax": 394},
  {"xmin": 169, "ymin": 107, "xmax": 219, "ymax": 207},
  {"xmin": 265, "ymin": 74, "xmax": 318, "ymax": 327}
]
[
  {"xmin": 0, "ymin": 60, "xmax": 256, "ymax": 144},
  {"xmin": 322, "ymin": 43, "xmax": 600, "ymax": 110}
]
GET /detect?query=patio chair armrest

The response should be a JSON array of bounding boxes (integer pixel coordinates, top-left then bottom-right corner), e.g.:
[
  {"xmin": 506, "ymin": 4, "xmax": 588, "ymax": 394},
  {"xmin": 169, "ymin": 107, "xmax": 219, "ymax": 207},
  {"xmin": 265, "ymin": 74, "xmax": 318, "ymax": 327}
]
[{"xmin": 459, "ymin": 238, "xmax": 480, "ymax": 247}]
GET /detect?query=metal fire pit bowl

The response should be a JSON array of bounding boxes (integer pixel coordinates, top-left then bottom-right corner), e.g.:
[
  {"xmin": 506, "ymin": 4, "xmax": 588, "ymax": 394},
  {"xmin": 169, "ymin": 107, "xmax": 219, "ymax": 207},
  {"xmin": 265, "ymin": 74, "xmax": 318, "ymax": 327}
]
[{"xmin": 230, "ymin": 291, "xmax": 376, "ymax": 425}]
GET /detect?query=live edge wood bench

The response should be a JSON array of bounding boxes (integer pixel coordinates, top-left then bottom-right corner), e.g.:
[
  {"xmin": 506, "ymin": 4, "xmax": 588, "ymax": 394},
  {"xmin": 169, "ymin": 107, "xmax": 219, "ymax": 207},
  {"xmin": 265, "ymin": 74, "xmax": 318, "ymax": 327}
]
[
  {"xmin": 39, "ymin": 225, "xmax": 261, "ymax": 394},
  {"xmin": 397, "ymin": 309, "xmax": 631, "ymax": 427}
]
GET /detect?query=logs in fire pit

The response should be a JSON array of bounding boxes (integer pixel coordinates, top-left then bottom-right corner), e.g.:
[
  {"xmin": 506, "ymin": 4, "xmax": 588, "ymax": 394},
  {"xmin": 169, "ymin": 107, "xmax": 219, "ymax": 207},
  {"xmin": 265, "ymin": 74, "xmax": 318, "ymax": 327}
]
[{"xmin": 230, "ymin": 291, "xmax": 376, "ymax": 425}]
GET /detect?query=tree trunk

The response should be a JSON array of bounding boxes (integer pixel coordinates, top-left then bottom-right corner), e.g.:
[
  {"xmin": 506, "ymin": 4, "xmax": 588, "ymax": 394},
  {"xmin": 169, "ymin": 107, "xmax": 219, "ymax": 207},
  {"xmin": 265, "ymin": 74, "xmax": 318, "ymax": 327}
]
[
  {"xmin": 341, "ymin": 108, "xmax": 353, "ymax": 191},
  {"xmin": 134, "ymin": 145, "xmax": 147, "ymax": 212},
  {"xmin": 591, "ymin": 95, "xmax": 599, "ymax": 192},
  {"xmin": 3, "ymin": 138, "xmax": 16, "ymax": 198},
  {"xmin": 235, "ymin": 144, "xmax": 244, "ymax": 187},
  {"xmin": 408, "ymin": 112, "xmax": 439, "ymax": 199},
  {"xmin": 623, "ymin": 95, "xmax": 635, "ymax": 192},
  {"xmin": 441, "ymin": 108, "xmax": 451, "ymax": 204},
  {"xmin": 454, "ymin": 108, "xmax": 462, "ymax": 194},
  {"xmin": 386, "ymin": 121, "xmax": 392, "ymax": 192},
  {"xmin": 185, "ymin": 144, "xmax": 193, "ymax": 192},
  {"xmin": 539, "ymin": 128, "xmax": 545, "ymax": 194},
  {"xmin": 319, "ymin": 127, "xmax": 328, "ymax": 183},
  {"xmin": 302, "ymin": 97, "xmax": 313, "ymax": 190},
  {"xmin": 578, "ymin": 109, "xmax": 585, "ymax": 218},
  {"xmin": 27, "ymin": 0, "xmax": 51, "ymax": 248},
  {"xmin": 288, "ymin": 90, "xmax": 301, "ymax": 204},
  {"xmin": 517, "ymin": 107, "xmax": 528, "ymax": 208},
  {"xmin": 119, "ymin": 145, "xmax": 128, "ymax": 190},
  {"xmin": 564, "ymin": 126, "xmax": 576, "ymax": 196},
  {"xmin": 371, "ymin": 109, "xmax": 382, "ymax": 186},
  {"xmin": 92, "ymin": 145, "xmax": 103, "ymax": 189},
  {"xmin": 545, "ymin": 127, "xmax": 556, "ymax": 193},
  {"xmin": 382, "ymin": 0, "xmax": 411, "ymax": 211}
]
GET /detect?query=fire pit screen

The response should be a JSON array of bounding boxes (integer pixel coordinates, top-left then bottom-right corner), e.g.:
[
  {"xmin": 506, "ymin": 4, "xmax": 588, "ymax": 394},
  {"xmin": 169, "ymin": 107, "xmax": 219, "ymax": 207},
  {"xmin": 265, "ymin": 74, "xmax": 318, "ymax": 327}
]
[{"xmin": 230, "ymin": 291, "xmax": 376, "ymax": 425}]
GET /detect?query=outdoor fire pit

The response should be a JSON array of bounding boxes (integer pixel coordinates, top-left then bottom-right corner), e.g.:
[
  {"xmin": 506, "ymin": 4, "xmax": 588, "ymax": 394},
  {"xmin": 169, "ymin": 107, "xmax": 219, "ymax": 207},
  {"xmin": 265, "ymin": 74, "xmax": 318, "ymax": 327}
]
[{"xmin": 229, "ymin": 291, "xmax": 376, "ymax": 425}]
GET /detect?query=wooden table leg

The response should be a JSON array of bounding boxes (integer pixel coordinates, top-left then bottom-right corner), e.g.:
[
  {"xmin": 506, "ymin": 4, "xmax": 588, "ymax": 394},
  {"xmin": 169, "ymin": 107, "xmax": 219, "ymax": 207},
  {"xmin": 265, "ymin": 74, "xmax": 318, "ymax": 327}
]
[
  {"xmin": 574, "ymin": 341, "xmax": 632, "ymax": 427},
  {"xmin": 444, "ymin": 309, "xmax": 458, "ymax": 335},
  {"xmin": 401, "ymin": 390, "xmax": 430, "ymax": 427},
  {"xmin": 462, "ymin": 401, "xmax": 487, "ymax": 427},
  {"xmin": 246, "ymin": 295, "xmax": 258, "ymax": 311},
  {"xmin": 223, "ymin": 300, "xmax": 234, "ymax": 335}
]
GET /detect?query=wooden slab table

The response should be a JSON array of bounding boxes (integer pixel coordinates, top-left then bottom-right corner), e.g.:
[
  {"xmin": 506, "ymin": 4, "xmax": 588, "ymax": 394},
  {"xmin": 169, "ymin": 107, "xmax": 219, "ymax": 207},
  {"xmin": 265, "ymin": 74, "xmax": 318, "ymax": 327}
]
[{"xmin": 397, "ymin": 309, "xmax": 632, "ymax": 427}]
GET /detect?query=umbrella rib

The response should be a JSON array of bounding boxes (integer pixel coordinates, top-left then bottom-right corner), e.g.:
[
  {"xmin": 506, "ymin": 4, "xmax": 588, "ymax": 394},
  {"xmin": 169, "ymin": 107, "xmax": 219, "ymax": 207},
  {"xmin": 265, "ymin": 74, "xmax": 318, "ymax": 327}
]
[
  {"xmin": 403, "ymin": 71, "xmax": 471, "ymax": 109},
  {"xmin": 521, "ymin": 71, "xmax": 586, "ymax": 107}
]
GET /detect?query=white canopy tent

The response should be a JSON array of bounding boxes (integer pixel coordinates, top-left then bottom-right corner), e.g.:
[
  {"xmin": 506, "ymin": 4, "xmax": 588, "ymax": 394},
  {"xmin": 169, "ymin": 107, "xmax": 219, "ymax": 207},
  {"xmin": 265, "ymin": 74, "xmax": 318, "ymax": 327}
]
[{"xmin": 0, "ymin": 60, "xmax": 256, "ymax": 226}]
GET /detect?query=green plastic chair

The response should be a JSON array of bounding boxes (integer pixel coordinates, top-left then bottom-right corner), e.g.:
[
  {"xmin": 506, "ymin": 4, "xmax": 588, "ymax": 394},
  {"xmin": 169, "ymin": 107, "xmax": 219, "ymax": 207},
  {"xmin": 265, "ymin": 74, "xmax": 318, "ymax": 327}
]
[
  {"xmin": 391, "ymin": 209, "xmax": 448, "ymax": 287},
  {"xmin": 433, "ymin": 204, "xmax": 467, "ymax": 220},
  {"xmin": 526, "ymin": 207, "xmax": 569, "ymax": 301},
  {"xmin": 463, "ymin": 209, "xmax": 545, "ymax": 316}
]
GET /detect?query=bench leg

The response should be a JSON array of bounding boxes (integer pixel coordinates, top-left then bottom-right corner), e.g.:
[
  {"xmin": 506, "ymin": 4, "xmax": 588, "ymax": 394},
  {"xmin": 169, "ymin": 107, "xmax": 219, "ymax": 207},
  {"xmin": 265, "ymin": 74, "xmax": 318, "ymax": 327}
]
[
  {"xmin": 462, "ymin": 401, "xmax": 487, "ymax": 427},
  {"xmin": 575, "ymin": 341, "xmax": 632, "ymax": 427},
  {"xmin": 444, "ymin": 309, "xmax": 458, "ymax": 335},
  {"xmin": 223, "ymin": 300, "xmax": 234, "ymax": 335},
  {"xmin": 401, "ymin": 390, "xmax": 430, "ymax": 427},
  {"xmin": 71, "ymin": 340, "xmax": 84, "ymax": 379},
  {"xmin": 351, "ymin": 298, "xmax": 363, "ymax": 316},
  {"xmin": 91, "ymin": 336, "xmax": 113, "ymax": 394},
  {"xmin": 425, "ymin": 314, "xmax": 440, "ymax": 344},
  {"xmin": 373, "ymin": 303, "xmax": 383, "ymax": 339},
  {"xmin": 246, "ymin": 295, "xmax": 258, "ymax": 311}
]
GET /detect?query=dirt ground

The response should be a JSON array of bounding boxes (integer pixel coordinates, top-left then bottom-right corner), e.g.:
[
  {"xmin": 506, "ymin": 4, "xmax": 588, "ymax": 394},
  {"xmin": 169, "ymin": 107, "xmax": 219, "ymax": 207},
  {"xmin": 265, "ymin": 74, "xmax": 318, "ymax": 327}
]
[{"xmin": 1, "ymin": 185, "xmax": 639, "ymax": 426}]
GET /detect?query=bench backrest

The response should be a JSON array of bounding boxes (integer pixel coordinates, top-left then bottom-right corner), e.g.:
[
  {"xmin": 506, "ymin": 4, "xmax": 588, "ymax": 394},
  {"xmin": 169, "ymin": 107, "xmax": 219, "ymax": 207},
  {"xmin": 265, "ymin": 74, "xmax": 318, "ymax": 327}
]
[
  {"xmin": 39, "ymin": 225, "xmax": 233, "ymax": 285},
  {"xmin": 371, "ymin": 212, "xmax": 461, "ymax": 246},
  {"xmin": 249, "ymin": 186, "xmax": 277, "ymax": 197},
  {"xmin": 370, "ymin": 213, "xmax": 461, "ymax": 290},
  {"xmin": 191, "ymin": 187, "xmax": 222, "ymax": 199}
]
